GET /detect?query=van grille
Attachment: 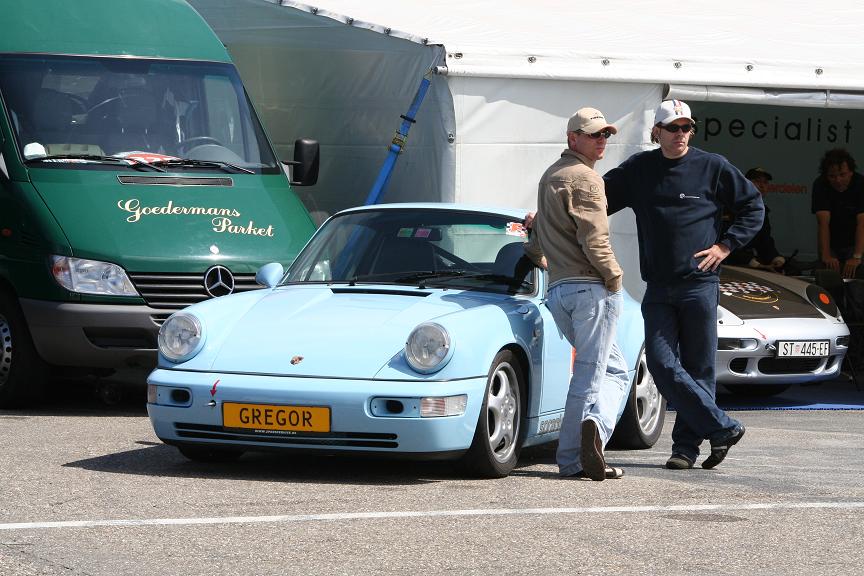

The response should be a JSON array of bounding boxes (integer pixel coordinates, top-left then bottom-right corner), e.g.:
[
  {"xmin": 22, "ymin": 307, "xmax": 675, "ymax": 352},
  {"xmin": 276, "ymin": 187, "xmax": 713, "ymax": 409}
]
[{"xmin": 129, "ymin": 271, "xmax": 261, "ymax": 310}]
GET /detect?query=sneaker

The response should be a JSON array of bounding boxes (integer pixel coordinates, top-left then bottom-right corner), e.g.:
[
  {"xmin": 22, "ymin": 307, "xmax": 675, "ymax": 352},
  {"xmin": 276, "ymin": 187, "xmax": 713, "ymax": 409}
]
[
  {"xmin": 665, "ymin": 453, "xmax": 695, "ymax": 470},
  {"xmin": 580, "ymin": 419, "xmax": 606, "ymax": 481},
  {"xmin": 701, "ymin": 425, "xmax": 746, "ymax": 469}
]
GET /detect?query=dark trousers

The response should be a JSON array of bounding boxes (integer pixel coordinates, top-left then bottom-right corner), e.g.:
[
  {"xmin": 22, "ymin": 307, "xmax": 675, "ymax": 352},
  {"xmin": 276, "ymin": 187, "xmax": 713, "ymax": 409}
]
[{"xmin": 641, "ymin": 280, "xmax": 739, "ymax": 461}]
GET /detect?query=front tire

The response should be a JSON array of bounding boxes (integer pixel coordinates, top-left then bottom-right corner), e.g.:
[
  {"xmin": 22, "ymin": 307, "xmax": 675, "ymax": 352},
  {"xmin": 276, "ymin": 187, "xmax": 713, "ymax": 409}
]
[
  {"xmin": 609, "ymin": 347, "xmax": 666, "ymax": 449},
  {"xmin": 460, "ymin": 350, "xmax": 525, "ymax": 478},
  {"xmin": 0, "ymin": 291, "xmax": 48, "ymax": 408}
]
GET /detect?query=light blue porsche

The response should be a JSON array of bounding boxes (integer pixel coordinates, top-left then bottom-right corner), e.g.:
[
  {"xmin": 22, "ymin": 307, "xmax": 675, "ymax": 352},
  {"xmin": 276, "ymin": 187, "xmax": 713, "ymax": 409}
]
[{"xmin": 147, "ymin": 204, "xmax": 665, "ymax": 477}]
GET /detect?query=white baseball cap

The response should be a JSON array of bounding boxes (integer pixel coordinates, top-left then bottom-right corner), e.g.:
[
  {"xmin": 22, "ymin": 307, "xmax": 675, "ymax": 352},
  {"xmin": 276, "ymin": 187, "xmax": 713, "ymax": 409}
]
[{"xmin": 654, "ymin": 99, "xmax": 693, "ymax": 126}]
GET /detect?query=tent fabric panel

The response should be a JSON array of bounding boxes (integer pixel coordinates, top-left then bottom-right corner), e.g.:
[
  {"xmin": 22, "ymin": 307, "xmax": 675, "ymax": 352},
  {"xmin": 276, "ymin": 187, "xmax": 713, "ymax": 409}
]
[
  {"xmin": 449, "ymin": 76, "xmax": 660, "ymax": 295},
  {"xmin": 667, "ymin": 84, "xmax": 864, "ymax": 109}
]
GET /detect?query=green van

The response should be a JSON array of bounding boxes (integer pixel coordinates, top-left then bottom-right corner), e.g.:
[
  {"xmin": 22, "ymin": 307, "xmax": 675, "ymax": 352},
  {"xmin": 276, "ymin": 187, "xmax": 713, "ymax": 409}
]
[{"xmin": 0, "ymin": 0, "xmax": 319, "ymax": 405}]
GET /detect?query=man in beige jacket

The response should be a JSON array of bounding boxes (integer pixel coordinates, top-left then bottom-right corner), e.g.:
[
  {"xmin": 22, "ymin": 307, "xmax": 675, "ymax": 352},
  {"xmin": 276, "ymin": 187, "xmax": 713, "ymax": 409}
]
[{"xmin": 525, "ymin": 108, "xmax": 629, "ymax": 480}]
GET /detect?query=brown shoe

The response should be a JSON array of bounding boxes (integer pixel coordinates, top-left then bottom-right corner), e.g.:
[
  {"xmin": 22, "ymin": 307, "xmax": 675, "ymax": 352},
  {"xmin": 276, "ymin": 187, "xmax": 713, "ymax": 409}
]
[{"xmin": 580, "ymin": 419, "xmax": 606, "ymax": 481}]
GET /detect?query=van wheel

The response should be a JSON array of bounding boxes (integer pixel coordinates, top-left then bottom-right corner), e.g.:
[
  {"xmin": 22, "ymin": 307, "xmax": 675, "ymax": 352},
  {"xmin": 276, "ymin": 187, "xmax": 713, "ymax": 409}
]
[
  {"xmin": 460, "ymin": 350, "xmax": 525, "ymax": 478},
  {"xmin": 0, "ymin": 291, "xmax": 48, "ymax": 407},
  {"xmin": 609, "ymin": 347, "xmax": 666, "ymax": 449}
]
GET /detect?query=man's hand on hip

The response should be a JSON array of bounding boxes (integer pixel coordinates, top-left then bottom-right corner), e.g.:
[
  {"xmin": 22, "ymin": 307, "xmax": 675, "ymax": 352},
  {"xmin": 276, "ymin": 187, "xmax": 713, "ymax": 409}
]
[{"xmin": 695, "ymin": 243, "xmax": 731, "ymax": 272}]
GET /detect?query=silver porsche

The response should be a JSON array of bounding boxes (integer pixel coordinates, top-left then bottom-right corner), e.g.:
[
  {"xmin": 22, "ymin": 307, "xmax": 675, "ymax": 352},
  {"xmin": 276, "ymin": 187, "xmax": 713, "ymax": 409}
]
[{"xmin": 715, "ymin": 266, "xmax": 849, "ymax": 396}]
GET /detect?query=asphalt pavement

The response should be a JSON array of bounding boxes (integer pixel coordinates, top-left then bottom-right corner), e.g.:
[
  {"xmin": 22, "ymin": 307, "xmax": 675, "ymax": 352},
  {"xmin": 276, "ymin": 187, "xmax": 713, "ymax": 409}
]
[{"xmin": 0, "ymin": 376, "xmax": 862, "ymax": 576}]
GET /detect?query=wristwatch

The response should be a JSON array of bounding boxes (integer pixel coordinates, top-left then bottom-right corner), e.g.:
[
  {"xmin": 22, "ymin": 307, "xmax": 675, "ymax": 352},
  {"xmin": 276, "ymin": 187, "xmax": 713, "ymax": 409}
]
[{"xmin": 853, "ymin": 253, "xmax": 862, "ymax": 259}]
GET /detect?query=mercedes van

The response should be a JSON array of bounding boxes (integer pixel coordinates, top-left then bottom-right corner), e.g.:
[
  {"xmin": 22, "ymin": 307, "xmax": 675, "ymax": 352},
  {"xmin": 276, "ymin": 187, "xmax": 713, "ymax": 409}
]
[{"xmin": 0, "ymin": 0, "xmax": 319, "ymax": 405}]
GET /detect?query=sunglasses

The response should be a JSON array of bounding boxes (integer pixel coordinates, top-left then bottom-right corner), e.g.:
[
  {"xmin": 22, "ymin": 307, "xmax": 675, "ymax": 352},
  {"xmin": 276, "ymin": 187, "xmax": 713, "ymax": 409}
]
[
  {"xmin": 579, "ymin": 129, "xmax": 614, "ymax": 139},
  {"xmin": 660, "ymin": 123, "xmax": 695, "ymax": 133}
]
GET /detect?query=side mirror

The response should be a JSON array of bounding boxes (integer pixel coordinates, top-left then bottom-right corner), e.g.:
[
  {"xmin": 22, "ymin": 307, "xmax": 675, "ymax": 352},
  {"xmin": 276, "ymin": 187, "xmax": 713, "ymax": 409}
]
[
  {"xmin": 282, "ymin": 138, "xmax": 319, "ymax": 187},
  {"xmin": 255, "ymin": 262, "xmax": 285, "ymax": 288}
]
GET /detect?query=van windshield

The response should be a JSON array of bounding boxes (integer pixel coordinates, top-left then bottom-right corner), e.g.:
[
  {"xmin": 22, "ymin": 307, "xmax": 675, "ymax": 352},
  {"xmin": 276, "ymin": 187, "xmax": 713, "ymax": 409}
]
[{"xmin": 0, "ymin": 55, "xmax": 279, "ymax": 173}]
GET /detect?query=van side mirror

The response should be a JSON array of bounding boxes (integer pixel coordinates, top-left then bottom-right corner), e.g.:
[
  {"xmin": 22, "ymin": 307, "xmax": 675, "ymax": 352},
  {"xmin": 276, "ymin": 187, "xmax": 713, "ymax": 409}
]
[{"xmin": 282, "ymin": 138, "xmax": 319, "ymax": 187}]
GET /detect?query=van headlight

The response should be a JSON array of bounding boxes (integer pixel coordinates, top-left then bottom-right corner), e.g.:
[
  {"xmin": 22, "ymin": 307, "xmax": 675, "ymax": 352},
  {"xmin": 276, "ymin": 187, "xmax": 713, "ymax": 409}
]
[
  {"xmin": 405, "ymin": 323, "xmax": 452, "ymax": 373},
  {"xmin": 158, "ymin": 313, "xmax": 204, "ymax": 363},
  {"xmin": 51, "ymin": 256, "xmax": 138, "ymax": 296}
]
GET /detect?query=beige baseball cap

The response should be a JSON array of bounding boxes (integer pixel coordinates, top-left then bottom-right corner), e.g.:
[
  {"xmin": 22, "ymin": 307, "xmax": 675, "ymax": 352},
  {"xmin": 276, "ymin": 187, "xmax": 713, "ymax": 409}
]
[{"xmin": 567, "ymin": 107, "xmax": 617, "ymax": 134}]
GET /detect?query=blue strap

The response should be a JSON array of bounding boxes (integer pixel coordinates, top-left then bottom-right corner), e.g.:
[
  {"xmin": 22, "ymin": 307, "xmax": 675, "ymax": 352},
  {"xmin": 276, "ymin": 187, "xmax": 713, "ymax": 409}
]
[{"xmin": 363, "ymin": 68, "xmax": 434, "ymax": 206}]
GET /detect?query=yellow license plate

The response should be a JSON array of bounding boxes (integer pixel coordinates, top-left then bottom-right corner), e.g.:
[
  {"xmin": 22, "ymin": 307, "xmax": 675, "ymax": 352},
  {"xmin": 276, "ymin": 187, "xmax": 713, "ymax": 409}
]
[{"xmin": 223, "ymin": 403, "xmax": 330, "ymax": 433}]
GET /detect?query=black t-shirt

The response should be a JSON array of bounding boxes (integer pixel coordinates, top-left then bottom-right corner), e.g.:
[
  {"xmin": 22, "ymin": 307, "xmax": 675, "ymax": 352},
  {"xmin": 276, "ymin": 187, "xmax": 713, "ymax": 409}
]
[{"xmin": 811, "ymin": 172, "xmax": 864, "ymax": 257}]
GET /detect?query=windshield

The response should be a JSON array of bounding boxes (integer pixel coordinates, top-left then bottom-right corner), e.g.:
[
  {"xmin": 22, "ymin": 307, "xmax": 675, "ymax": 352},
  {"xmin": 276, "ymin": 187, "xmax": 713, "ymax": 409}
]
[
  {"xmin": 285, "ymin": 209, "xmax": 535, "ymax": 295},
  {"xmin": 0, "ymin": 54, "xmax": 278, "ymax": 173}
]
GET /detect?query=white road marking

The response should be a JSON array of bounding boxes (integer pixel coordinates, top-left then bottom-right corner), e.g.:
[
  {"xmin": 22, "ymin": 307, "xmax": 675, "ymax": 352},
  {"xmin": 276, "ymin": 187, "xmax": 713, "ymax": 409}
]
[{"xmin": 1, "ymin": 501, "xmax": 862, "ymax": 531}]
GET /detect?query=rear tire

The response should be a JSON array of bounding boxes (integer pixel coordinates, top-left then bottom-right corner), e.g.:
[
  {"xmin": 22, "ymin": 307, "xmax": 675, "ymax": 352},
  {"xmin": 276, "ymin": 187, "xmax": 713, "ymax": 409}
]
[
  {"xmin": 0, "ymin": 291, "xmax": 48, "ymax": 408},
  {"xmin": 609, "ymin": 346, "xmax": 666, "ymax": 449},
  {"xmin": 460, "ymin": 350, "xmax": 525, "ymax": 478}
]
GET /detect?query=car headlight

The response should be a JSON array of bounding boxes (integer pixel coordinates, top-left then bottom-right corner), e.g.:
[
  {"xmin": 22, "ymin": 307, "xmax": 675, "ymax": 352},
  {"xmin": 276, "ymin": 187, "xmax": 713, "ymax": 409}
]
[
  {"xmin": 405, "ymin": 322, "xmax": 452, "ymax": 373},
  {"xmin": 158, "ymin": 313, "xmax": 204, "ymax": 363},
  {"xmin": 51, "ymin": 256, "xmax": 138, "ymax": 296}
]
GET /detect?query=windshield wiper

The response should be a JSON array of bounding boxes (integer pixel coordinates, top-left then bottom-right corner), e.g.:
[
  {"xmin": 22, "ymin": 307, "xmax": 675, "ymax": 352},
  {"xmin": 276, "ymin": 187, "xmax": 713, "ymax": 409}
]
[
  {"xmin": 339, "ymin": 270, "xmax": 461, "ymax": 288},
  {"xmin": 427, "ymin": 271, "xmax": 533, "ymax": 289},
  {"xmin": 25, "ymin": 154, "xmax": 165, "ymax": 172},
  {"xmin": 150, "ymin": 158, "xmax": 254, "ymax": 174}
]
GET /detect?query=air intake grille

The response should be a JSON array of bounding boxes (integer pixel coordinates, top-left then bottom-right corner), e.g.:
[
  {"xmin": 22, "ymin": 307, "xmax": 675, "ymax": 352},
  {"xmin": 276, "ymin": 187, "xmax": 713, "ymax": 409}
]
[
  {"xmin": 129, "ymin": 271, "xmax": 261, "ymax": 310},
  {"xmin": 117, "ymin": 176, "xmax": 233, "ymax": 186},
  {"xmin": 757, "ymin": 357, "xmax": 822, "ymax": 374},
  {"xmin": 174, "ymin": 422, "xmax": 399, "ymax": 449},
  {"xmin": 729, "ymin": 358, "xmax": 748, "ymax": 373}
]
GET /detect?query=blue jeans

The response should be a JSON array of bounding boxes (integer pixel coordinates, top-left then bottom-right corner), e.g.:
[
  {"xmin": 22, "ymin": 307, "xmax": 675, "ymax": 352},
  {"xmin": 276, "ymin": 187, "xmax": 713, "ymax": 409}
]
[
  {"xmin": 546, "ymin": 282, "xmax": 630, "ymax": 476},
  {"xmin": 641, "ymin": 280, "xmax": 740, "ymax": 462}
]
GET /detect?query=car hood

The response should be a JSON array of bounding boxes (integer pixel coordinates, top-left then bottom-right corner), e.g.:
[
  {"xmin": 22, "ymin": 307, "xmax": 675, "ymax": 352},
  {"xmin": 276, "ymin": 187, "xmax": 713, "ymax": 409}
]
[
  {"xmin": 29, "ymin": 168, "xmax": 314, "ymax": 272},
  {"xmin": 719, "ymin": 267, "xmax": 821, "ymax": 320},
  {"xmin": 206, "ymin": 285, "xmax": 495, "ymax": 377}
]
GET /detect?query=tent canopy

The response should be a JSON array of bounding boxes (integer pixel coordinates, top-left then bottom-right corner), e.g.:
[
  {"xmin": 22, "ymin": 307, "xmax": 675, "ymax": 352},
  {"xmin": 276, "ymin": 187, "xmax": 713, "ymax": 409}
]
[{"xmin": 277, "ymin": 0, "xmax": 864, "ymax": 92}]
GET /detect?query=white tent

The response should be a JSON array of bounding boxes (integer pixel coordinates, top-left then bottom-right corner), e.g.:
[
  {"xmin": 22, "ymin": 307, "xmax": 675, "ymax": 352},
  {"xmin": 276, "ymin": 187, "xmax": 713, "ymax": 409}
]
[{"xmin": 190, "ymin": 0, "xmax": 864, "ymax": 287}]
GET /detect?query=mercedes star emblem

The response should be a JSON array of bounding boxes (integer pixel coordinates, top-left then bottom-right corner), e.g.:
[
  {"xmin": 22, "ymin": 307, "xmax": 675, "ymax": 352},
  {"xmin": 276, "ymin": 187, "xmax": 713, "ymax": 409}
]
[{"xmin": 203, "ymin": 265, "xmax": 235, "ymax": 298}]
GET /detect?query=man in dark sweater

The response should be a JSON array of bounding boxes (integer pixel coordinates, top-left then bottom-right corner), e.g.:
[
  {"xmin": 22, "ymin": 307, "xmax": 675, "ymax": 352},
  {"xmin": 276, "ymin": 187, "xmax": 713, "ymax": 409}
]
[{"xmin": 604, "ymin": 99, "xmax": 764, "ymax": 471}]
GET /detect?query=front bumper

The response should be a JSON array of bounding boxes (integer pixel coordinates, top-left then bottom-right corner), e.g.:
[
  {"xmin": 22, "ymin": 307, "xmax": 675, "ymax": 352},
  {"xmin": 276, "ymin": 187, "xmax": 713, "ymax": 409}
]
[
  {"xmin": 147, "ymin": 368, "xmax": 488, "ymax": 455},
  {"xmin": 716, "ymin": 317, "xmax": 848, "ymax": 385},
  {"xmin": 20, "ymin": 298, "xmax": 164, "ymax": 369}
]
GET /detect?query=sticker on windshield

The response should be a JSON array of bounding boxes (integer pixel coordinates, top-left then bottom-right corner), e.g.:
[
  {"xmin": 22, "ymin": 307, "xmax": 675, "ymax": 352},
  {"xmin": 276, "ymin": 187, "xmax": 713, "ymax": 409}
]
[
  {"xmin": 414, "ymin": 228, "xmax": 432, "ymax": 238},
  {"xmin": 397, "ymin": 228, "xmax": 414, "ymax": 237},
  {"xmin": 115, "ymin": 151, "xmax": 180, "ymax": 164},
  {"xmin": 506, "ymin": 222, "xmax": 527, "ymax": 237}
]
